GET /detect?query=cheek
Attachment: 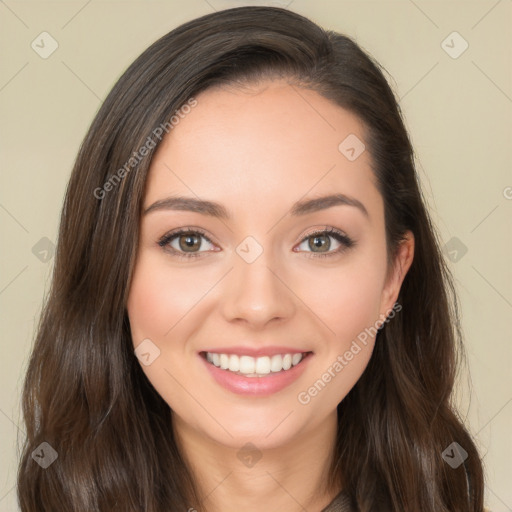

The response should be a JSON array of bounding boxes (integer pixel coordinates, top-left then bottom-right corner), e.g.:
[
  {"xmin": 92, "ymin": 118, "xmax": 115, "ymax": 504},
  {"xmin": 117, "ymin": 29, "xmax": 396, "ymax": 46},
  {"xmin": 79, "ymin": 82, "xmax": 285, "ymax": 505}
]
[
  {"xmin": 126, "ymin": 253, "xmax": 205, "ymax": 343},
  {"xmin": 300, "ymin": 257, "xmax": 386, "ymax": 344},
  {"xmin": 295, "ymin": 265, "xmax": 384, "ymax": 409},
  {"xmin": 126, "ymin": 254, "xmax": 209, "ymax": 406}
]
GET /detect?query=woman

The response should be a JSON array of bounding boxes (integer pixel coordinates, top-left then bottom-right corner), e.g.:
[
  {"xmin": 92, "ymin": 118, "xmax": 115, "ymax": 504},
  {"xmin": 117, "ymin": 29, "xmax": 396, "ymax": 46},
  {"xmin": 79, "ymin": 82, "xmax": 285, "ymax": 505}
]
[{"xmin": 17, "ymin": 6, "xmax": 486, "ymax": 511}]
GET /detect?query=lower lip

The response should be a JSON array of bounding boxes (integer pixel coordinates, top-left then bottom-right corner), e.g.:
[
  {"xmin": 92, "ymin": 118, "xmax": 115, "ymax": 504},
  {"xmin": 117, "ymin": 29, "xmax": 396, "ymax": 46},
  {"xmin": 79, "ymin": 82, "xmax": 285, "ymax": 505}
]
[{"xmin": 199, "ymin": 352, "xmax": 313, "ymax": 397}]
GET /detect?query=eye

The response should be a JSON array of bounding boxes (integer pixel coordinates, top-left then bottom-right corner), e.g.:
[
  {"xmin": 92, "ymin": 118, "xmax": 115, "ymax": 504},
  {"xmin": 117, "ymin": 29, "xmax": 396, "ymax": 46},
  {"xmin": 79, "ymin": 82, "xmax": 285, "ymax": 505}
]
[
  {"xmin": 295, "ymin": 227, "xmax": 355, "ymax": 258},
  {"xmin": 158, "ymin": 226, "xmax": 355, "ymax": 260},
  {"xmin": 158, "ymin": 228, "xmax": 216, "ymax": 259}
]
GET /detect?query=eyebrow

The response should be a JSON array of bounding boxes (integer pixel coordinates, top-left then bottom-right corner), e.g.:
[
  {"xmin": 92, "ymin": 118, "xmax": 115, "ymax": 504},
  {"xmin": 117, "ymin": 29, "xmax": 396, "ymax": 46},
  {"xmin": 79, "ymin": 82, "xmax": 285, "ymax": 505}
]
[{"xmin": 144, "ymin": 193, "xmax": 369, "ymax": 219}]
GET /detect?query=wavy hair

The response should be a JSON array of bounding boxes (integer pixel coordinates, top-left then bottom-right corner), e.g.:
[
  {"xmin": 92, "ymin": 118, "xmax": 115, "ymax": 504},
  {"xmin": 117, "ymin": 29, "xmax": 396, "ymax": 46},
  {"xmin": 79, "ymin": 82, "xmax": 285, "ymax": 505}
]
[{"xmin": 17, "ymin": 6, "xmax": 484, "ymax": 511}]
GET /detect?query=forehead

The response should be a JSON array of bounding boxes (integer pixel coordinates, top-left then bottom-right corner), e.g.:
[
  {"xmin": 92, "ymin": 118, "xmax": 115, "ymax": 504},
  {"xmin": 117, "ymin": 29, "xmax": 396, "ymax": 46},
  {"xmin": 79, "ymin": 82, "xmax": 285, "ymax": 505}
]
[{"xmin": 144, "ymin": 80, "xmax": 382, "ymax": 224}]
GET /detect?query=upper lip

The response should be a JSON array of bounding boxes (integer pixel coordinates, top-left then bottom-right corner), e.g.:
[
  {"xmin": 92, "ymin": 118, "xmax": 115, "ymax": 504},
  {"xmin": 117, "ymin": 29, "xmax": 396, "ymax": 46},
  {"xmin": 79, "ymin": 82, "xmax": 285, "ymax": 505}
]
[{"xmin": 200, "ymin": 346, "xmax": 313, "ymax": 358}]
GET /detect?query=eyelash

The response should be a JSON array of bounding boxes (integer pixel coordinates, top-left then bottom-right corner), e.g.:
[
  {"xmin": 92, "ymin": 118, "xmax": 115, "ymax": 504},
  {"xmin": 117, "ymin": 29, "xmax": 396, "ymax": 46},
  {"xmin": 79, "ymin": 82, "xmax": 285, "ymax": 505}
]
[{"xmin": 157, "ymin": 227, "xmax": 355, "ymax": 260}]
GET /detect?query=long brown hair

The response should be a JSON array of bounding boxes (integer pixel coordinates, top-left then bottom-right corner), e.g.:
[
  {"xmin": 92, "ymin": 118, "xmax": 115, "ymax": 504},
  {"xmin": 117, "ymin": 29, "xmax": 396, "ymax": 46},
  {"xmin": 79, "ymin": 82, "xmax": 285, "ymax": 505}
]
[{"xmin": 17, "ymin": 6, "xmax": 484, "ymax": 511}]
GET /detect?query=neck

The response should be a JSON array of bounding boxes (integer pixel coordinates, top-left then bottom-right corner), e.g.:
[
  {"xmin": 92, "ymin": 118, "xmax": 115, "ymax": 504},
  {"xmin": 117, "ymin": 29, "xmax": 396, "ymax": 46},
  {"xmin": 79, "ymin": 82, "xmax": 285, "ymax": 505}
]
[{"xmin": 172, "ymin": 409, "xmax": 342, "ymax": 512}]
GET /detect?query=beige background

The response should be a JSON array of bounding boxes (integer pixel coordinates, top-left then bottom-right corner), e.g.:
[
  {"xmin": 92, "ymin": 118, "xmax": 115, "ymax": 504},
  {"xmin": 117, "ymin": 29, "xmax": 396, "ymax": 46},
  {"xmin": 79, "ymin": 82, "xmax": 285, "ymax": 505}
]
[{"xmin": 0, "ymin": 1, "xmax": 510, "ymax": 510}]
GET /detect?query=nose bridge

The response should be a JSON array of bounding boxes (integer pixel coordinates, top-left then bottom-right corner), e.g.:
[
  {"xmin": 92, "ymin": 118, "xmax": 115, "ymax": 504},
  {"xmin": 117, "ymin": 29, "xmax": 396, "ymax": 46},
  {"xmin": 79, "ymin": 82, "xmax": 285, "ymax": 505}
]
[{"xmin": 221, "ymin": 235, "xmax": 295, "ymax": 326}]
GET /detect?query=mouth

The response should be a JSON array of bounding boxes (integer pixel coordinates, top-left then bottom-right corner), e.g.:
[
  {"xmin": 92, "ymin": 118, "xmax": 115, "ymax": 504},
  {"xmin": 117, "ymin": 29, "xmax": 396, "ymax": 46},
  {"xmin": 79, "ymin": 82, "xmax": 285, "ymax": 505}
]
[
  {"xmin": 200, "ymin": 351, "xmax": 313, "ymax": 377},
  {"xmin": 198, "ymin": 350, "xmax": 313, "ymax": 396}
]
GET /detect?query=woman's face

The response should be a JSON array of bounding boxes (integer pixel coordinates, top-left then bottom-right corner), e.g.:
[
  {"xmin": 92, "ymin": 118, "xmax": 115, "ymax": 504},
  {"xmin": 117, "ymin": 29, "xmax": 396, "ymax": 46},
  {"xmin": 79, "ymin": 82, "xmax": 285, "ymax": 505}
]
[{"xmin": 127, "ymin": 80, "xmax": 412, "ymax": 449}]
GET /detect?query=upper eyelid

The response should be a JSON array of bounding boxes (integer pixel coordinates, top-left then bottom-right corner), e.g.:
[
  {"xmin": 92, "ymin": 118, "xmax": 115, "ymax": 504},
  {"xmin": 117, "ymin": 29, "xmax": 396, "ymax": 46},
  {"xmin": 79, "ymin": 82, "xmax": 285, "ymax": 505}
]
[{"xmin": 300, "ymin": 226, "xmax": 349, "ymax": 239}]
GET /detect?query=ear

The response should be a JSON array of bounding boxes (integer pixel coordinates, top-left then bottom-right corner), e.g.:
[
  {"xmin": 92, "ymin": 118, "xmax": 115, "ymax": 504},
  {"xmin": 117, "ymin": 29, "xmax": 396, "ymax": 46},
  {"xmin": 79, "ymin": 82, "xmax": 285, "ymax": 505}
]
[{"xmin": 379, "ymin": 230, "xmax": 415, "ymax": 316}]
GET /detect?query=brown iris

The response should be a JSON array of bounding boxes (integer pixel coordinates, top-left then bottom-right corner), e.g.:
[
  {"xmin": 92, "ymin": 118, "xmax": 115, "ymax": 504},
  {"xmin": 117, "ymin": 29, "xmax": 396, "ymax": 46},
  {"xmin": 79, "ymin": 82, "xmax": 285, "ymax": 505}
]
[{"xmin": 179, "ymin": 233, "xmax": 202, "ymax": 252}]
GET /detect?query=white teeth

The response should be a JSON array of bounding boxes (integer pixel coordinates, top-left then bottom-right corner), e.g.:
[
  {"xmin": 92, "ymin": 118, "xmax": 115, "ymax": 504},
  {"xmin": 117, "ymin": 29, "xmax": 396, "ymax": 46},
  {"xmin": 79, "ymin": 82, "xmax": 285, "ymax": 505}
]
[
  {"xmin": 270, "ymin": 355, "xmax": 283, "ymax": 372},
  {"xmin": 239, "ymin": 355, "xmax": 255, "ymax": 374},
  {"xmin": 229, "ymin": 354, "xmax": 240, "ymax": 372},
  {"xmin": 255, "ymin": 356, "xmax": 271, "ymax": 375},
  {"xmin": 292, "ymin": 353, "xmax": 302, "ymax": 366},
  {"xmin": 205, "ymin": 351, "xmax": 306, "ymax": 376},
  {"xmin": 220, "ymin": 353, "xmax": 229, "ymax": 370}
]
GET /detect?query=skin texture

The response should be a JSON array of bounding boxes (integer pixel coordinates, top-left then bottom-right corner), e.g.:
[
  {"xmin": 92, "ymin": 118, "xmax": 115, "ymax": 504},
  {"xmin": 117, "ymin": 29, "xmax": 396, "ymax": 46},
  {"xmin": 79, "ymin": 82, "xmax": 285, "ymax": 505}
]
[{"xmin": 126, "ymin": 80, "xmax": 414, "ymax": 512}]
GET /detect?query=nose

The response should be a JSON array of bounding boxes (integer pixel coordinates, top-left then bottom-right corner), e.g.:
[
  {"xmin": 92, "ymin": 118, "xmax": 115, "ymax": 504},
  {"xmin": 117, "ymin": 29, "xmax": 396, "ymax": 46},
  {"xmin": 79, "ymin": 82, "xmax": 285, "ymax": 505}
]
[{"xmin": 220, "ymin": 248, "xmax": 296, "ymax": 329}]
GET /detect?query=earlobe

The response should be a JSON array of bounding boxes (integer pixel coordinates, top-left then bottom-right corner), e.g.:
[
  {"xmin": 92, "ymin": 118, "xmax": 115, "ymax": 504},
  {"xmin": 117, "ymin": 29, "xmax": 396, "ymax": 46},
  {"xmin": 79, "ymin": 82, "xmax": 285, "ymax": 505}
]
[{"xmin": 380, "ymin": 231, "xmax": 415, "ymax": 316}]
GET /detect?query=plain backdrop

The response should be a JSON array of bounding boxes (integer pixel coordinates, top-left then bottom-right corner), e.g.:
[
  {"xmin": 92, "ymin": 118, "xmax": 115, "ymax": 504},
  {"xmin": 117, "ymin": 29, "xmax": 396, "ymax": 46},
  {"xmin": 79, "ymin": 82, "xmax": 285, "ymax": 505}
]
[{"xmin": 0, "ymin": 1, "xmax": 510, "ymax": 510}]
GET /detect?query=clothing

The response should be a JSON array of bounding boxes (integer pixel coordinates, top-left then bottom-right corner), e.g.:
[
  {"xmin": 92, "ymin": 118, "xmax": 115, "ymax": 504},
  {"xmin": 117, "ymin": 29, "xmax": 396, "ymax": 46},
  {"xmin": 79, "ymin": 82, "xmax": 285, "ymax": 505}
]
[
  {"xmin": 320, "ymin": 490, "xmax": 493, "ymax": 512},
  {"xmin": 320, "ymin": 490, "xmax": 354, "ymax": 512}
]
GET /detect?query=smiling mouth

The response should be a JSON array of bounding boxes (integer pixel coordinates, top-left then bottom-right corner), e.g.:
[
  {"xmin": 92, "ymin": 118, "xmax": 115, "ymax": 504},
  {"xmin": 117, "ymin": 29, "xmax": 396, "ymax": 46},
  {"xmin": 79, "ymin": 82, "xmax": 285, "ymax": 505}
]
[{"xmin": 200, "ymin": 351, "xmax": 313, "ymax": 378}]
